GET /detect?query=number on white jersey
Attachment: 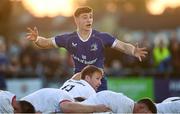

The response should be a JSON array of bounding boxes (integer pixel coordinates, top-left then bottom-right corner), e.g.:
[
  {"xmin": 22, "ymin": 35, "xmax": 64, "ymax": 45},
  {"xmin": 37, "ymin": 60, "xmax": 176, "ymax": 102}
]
[{"xmin": 61, "ymin": 84, "xmax": 75, "ymax": 92}]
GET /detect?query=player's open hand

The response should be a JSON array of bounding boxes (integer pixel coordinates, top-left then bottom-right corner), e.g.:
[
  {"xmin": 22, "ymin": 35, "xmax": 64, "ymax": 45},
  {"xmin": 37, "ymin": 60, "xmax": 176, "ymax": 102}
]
[
  {"xmin": 134, "ymin": 43, "xmax": 148, "ymax": 62},
  {"xmin": 95, "ymin": 104, "xmax": 111, "ymax": 112},
  {"xmin": 26, "ymin": 27, "xmax": 39, "ymax": 42}
]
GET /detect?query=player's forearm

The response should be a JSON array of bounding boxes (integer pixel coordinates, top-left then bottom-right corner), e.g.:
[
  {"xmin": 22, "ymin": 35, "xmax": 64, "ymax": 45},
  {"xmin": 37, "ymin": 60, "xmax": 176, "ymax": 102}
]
[
  {"xmin": 34, "ymin": 36, "xmax": 54, "ymax": 49},
  {"xmin": 122, "ymin": 43, "xmax": 135, "ymax": 56},
  {"xmin": 114, "ymin": 40, "xmax": 135, "ymax": 56}
]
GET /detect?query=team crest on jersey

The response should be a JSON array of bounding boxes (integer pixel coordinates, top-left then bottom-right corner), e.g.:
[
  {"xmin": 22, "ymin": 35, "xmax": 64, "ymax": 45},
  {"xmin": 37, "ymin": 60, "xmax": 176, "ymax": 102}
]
[
  {"xmin": 72, "ymin": 42, "xmax": 77, "ymax": 47},
  {"xmin": 90, "ymin": 43, "xmax": 98, "ymax": 51}
]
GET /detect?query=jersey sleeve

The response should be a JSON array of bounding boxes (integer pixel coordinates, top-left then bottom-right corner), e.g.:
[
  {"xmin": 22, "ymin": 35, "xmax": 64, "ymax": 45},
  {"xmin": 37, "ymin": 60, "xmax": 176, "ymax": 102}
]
[
  {"xmin": 58, "ymin": 90, "xmax": 74, "ymax": 103},
  {"xmin": 78, "ymin": 85, "xmax": 96, "ymax": 98},
  {"xmin": 98, "ymin": 32, "xmax": 117, "ymax": 48},
  {"xmin": 52, "ymin": 33, "xmax": 70, "ymax": 48},
  {"xmin": 0, "ymin": 91, "xmax": 15, "ymax": 113}
]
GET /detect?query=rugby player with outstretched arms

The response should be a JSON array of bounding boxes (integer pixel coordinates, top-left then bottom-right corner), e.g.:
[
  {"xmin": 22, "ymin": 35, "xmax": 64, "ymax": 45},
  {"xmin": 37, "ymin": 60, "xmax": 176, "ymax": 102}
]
[{"xmin": 26, "ymin": 6, "xmax": 147, "ymax": 91}]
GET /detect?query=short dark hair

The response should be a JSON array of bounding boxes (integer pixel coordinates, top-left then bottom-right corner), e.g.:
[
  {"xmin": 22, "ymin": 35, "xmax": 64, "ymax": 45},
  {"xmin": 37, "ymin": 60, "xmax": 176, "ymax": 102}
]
[
  {"xmin": 81, "ymin": 65, "xmax": 103, "ymax": 79},
  {"xmin": 19, "ymin": 100, "xmax": 35, "ymax": 113},
  {"xmin": 74, "ymin": 6, "xmax": 93, "ymax": 17},
  {"xmin": 137, "ymin": 98, "xmax": 157, "ymax": 113}
]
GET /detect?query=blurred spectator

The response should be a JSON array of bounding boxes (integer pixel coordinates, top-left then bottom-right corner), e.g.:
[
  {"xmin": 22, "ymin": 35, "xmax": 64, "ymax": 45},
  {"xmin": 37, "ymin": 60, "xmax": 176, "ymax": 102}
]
[
  {"xmin": 153, "ymin": 33, "xmax": 171, "ymax": 76},
  {"xmin": 138, "ymin": 33, "xmax": 154, "ymax": 76},
  {"xmin": 108, "ymin": 59, "xmax": 124, "ymax": 76},
  {"xmin": 120, "ymin": 34, "xmax": 137, "ymax": 69},
  {"xmin": 8, "ymin": 55, "xmax": 21, "ymax": 78},
  {"xmin": 19, "ymin": 54, "xmax": 35, "ymax": 77},
  {"xmin": 18, "ymin": 37, "xmax": 38, "ymax": 78},
  {"xmin": 140, "ymin": 34, "xmax": 153, "ymax": 66},
  {"xmin": 169, "ymin": 32, "xmax": 180, "ymax": 77},
  {"xmin": 0, "ymin": 37, "xmax": 8, "ymax": 90},
  {"xmin": 8, "ymin": 40, "xmax": 21, "ymax": 57},
  {"xmin": 44, "ymin": 49, "xmax": 63, "ymax": 81},
  {"xmin": 54, "ymin": 49, "xmax": 73, "ymax": 81}
]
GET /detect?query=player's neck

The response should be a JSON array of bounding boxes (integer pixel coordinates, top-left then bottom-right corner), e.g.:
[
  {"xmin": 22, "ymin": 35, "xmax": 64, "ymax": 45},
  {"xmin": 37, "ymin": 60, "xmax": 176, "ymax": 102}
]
[{"xmin": 77, "ymin": 29, "xmax": 92, "ymax": 41}]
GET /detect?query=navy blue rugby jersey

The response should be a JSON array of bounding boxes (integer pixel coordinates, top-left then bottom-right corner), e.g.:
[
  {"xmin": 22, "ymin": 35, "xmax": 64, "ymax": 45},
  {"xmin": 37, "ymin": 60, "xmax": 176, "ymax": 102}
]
[{"xmin": 52, "ymin": 29, "xmax": 117, "ymax": 73}]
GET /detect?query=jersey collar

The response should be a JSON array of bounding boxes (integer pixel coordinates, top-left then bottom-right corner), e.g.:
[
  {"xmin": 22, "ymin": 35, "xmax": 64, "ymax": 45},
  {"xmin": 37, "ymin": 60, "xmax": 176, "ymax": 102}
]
[{"xmin": 76, "ymin": 29, "xmax": 92, "ymax": 42}]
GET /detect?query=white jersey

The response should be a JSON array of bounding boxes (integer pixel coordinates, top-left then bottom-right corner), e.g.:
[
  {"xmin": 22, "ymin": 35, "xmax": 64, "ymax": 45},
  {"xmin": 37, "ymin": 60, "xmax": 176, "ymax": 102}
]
[
  {"xmin": 0, "ymin": 90, "xmax": 15, "ymax": 113},
  {"xmin": 21, "ymin": 88, "xmax": 74, "ymax": 113},
  {"xmin": 60, "ymin": 79, "xmax": 96, "ymax": 98},
  {"xmin": 156, "ymin": 98, "xmax": 180, "ymax": 113},
  {"xmin": 82, "ymin": 90, "xmax": 134, "ymax": 113},
  {"xmin": 162, "ymin": 97, "xmax": 180, "ymax": 103}
]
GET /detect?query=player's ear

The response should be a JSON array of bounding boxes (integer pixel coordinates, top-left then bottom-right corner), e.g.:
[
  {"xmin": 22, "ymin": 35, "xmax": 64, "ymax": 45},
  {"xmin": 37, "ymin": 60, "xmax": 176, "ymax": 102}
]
[
  {"xmin": 85, "ymin": 75, "xmax": 90, "ymax": 81},
  {"xmin": 74, "ymin": 16, "xmax": 78, "ymax": 25}
]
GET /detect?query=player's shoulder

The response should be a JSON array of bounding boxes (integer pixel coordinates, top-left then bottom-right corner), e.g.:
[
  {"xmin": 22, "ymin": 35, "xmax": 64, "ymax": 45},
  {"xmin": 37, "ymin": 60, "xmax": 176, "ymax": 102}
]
[
  {"xmin": 92, "ymin": 30, "xmax": 114, "ymax": 40},
  {"xmin": 63, "ymin": 79, "xmax": 87, "ymax": 86},
  {"xmin": 56, "ymin": 31, "xmax": 77, "ymax": 38},
  {"xmin": 97, "ymin": 90, "xmax": 126, "ymax": 99},
  {"xmin": 98, "ymin": 90, "xmax": 123, "ymax": 94},
  {"xmin": 65, "ymin": 31, "xmax": 77, "ymax": 36},
  {"xmin": 92, "ymin": 29, "xmax": 111, "ymax": 36},
  {"xmin": 0, "ymin": 90, "xmax": 15, "ymax": 98},
  {"xmin": 162, "ymin": 97, "xmax": 180, "ymax": 103},
  {"xmin": 38, "ymin": 88, "xmax": 61, "ymax": 93}
]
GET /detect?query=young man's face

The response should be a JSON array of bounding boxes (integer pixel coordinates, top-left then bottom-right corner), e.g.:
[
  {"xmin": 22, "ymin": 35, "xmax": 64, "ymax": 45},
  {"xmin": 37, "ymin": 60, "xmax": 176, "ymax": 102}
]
[
  {"xmin": 85, "ymin": 71, "xmax": 102, "ymax": 91},
  {"xmin": 75, "ymin": 12, "xmax": 93, "ymax": 31}
]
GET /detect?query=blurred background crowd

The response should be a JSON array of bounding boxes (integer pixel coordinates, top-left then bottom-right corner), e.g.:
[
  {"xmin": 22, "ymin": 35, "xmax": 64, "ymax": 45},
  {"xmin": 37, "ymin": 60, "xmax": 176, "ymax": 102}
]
[{"xmin": 0, "ymin": 0, "xmax": 180, "ymax": 101}]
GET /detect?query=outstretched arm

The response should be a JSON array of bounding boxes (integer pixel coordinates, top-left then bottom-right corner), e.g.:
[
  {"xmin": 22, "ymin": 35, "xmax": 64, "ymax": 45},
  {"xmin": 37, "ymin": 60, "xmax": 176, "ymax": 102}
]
[
  {"xmin": 113, "ymin": 40, "xmax": 147, "ymax": 62},
  {"xmin": 60, "ymin": 102, "xmax": 111, "ymax": 113},
  {"xmin": 26, "ymin": 27, "xmax": 55, "ymax": 49}
]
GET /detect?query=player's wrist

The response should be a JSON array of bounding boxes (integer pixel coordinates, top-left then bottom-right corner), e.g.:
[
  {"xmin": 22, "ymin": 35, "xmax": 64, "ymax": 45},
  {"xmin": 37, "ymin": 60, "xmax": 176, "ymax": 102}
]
[
  {"xmin": 132, "ymin": 45, "xmax": 135, "ymax": 56},
  {"xmin": 34, "ymin": 36, "xmax": 39, "ymax": 43}
]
